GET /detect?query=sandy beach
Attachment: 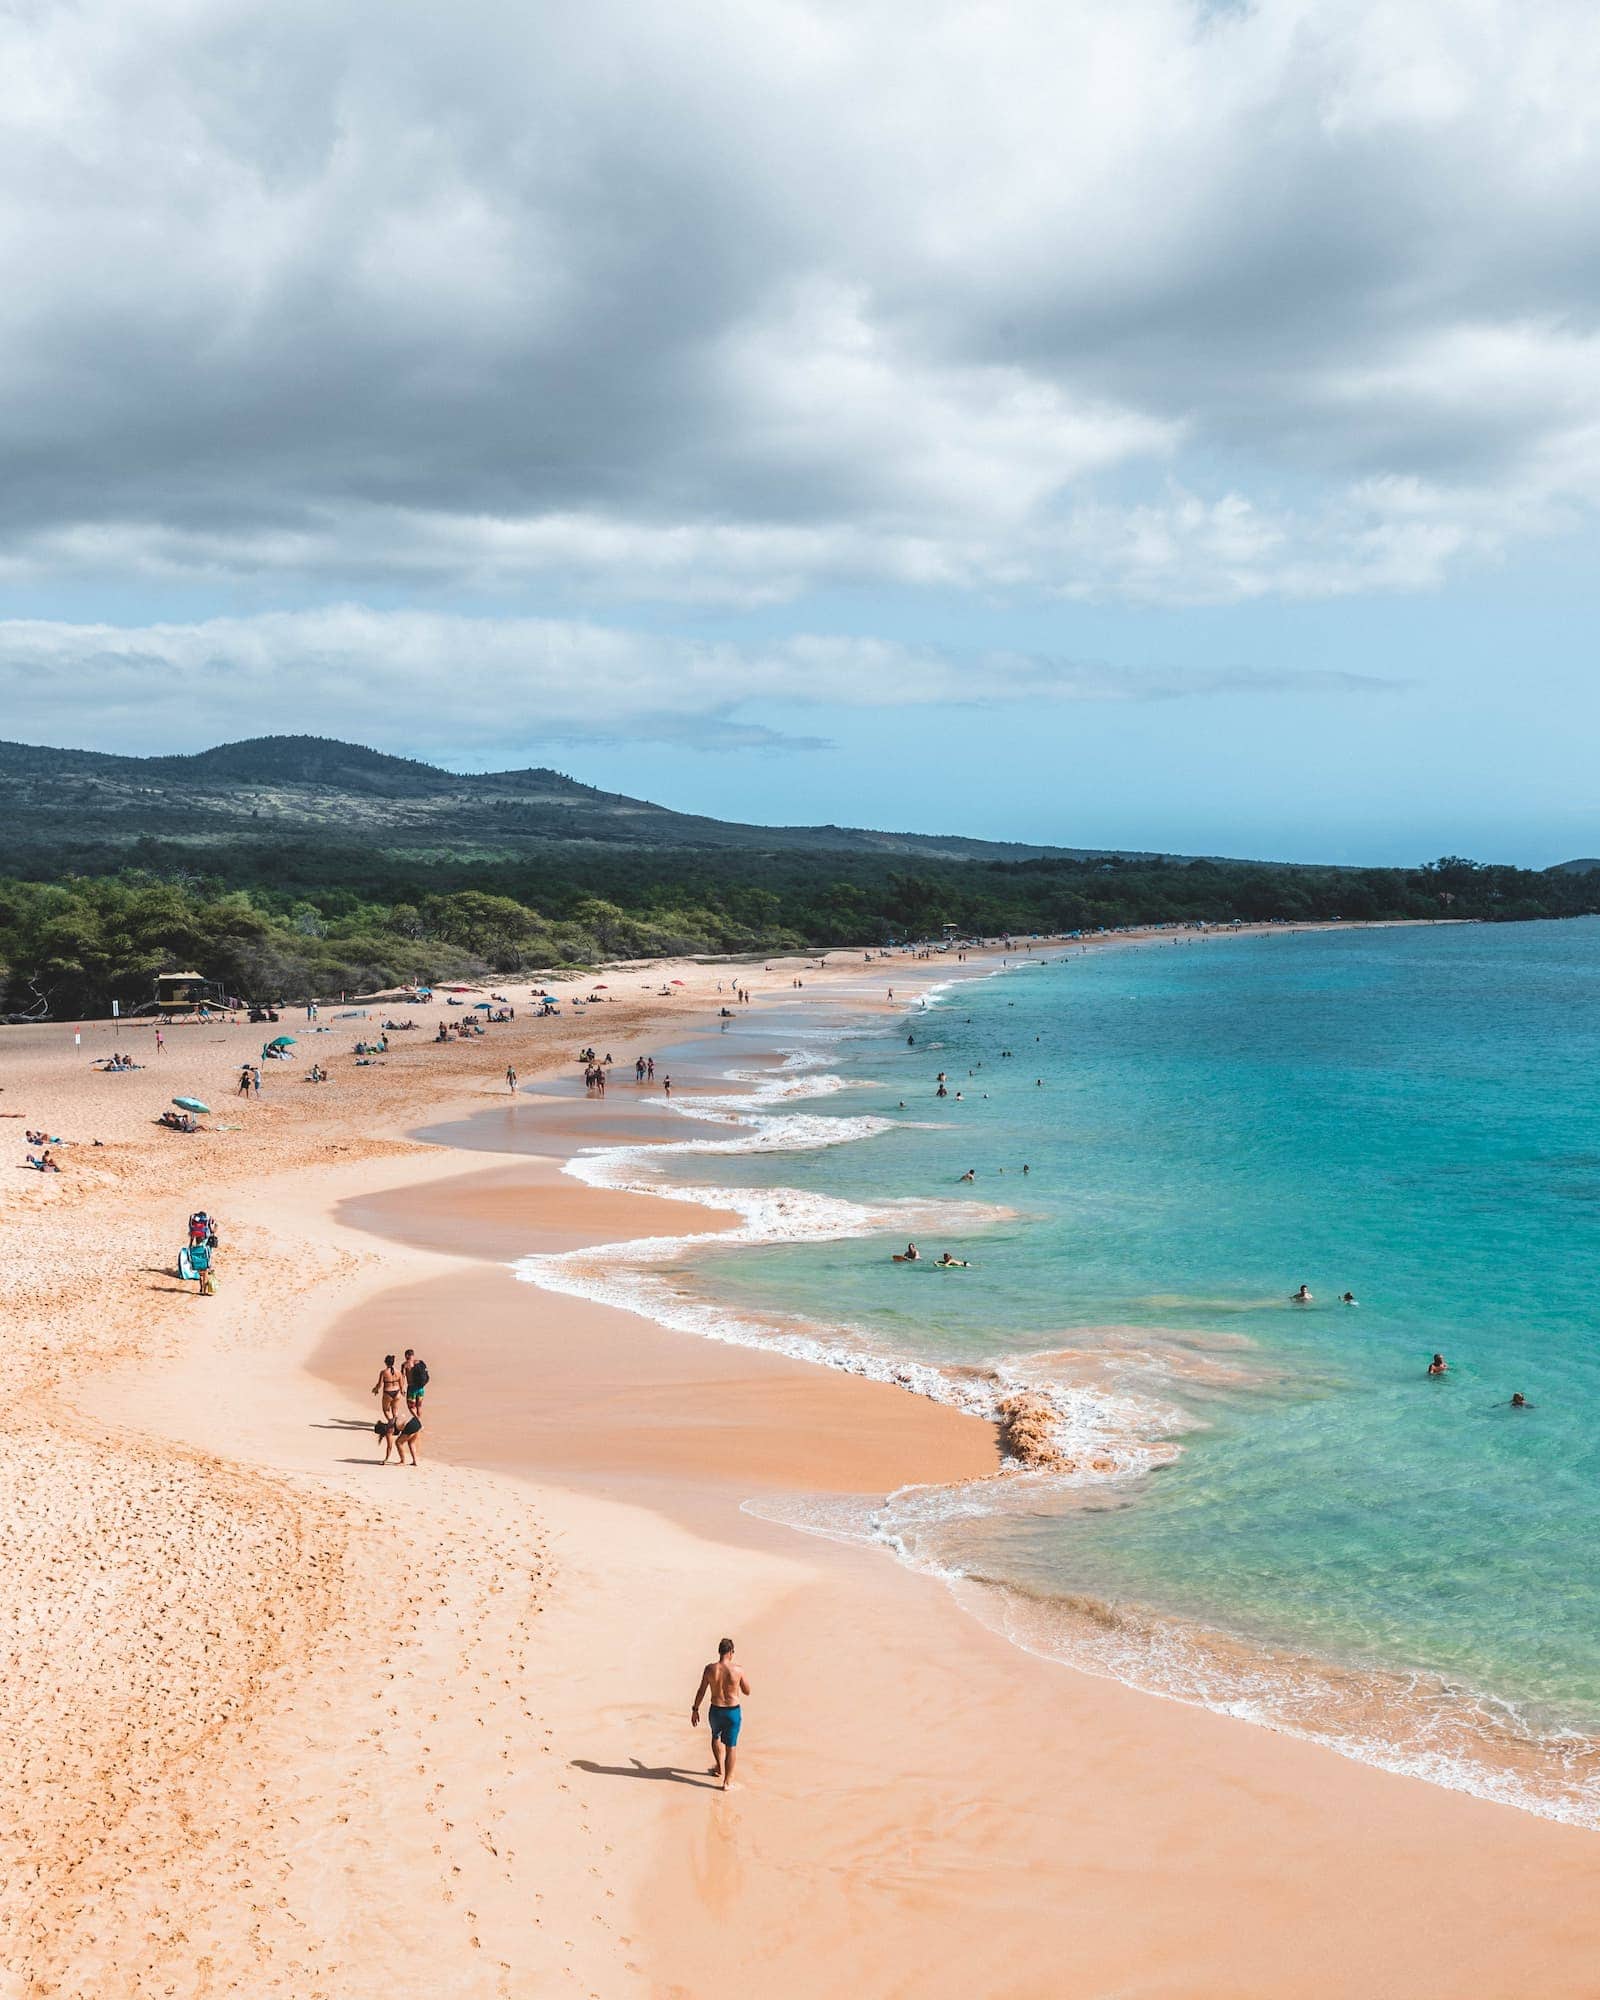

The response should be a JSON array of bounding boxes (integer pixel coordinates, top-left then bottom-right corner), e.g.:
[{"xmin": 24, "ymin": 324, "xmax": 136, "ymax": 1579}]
[{"xmin": 6, "ymin": 931, "xmax": 1599, "ymax": 1999}]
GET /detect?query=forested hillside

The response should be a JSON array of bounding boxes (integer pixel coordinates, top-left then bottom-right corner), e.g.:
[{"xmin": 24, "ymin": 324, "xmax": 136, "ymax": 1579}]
[
  {"xmin": 0, "ymin": 734, "xmax": 1110, "ymax": 865},
  {"xmin": 2, "ymin": 845, "xmax": 1595, "ymax": 1019}
]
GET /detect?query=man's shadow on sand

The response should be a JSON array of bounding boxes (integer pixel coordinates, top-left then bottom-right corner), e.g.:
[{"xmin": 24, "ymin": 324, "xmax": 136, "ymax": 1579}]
[{"xmin": 572, "ymin": 1757, "xmax": 721, "ymax": 1790}]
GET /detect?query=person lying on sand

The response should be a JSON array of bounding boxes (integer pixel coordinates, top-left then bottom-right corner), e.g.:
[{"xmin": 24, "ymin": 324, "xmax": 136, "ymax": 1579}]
[
  {"xmin": 691, "ymin": 1638, "xmax": 750, "ymax": 1791},
  {"xmin": 26, "ymin": 1148, "xmax": 60, "ymax": 1172}
]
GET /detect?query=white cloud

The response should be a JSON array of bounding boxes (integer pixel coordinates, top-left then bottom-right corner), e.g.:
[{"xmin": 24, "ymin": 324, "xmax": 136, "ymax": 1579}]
[
  {"xmin": 1, "ymin": 0, "xmax": 1598, "ymax": 608},
  {"xmin": 0, "ymin": 608, "xmax": 1398, "ymax": 756}
]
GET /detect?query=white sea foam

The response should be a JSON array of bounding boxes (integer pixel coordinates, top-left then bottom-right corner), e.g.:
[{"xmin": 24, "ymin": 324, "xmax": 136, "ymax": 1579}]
[
  {"xmin": 741, "ymin": 1493, "xmax": 1600, "ymax": 1829},
  {"xmin": 516, "ymin": 1063, "xmax": 1185, "ymax": 1483},
  {"xmin": 944, "ymin": 1576, "xmax": 1600, "ymax": 1829},
  {"xmin": 543, "ymin": 975, "xmax": 1600, "ymax": 1832}
]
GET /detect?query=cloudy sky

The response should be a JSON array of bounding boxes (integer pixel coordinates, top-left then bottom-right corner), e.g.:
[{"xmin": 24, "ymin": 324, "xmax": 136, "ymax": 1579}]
[{"xmin": 3, "ymin": 0, "xmax": 1597, "ymax": 861}]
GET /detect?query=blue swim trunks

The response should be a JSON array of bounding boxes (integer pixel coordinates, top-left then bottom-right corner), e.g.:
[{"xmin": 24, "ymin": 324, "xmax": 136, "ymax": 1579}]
[{"xmin": 707, "ymin": 1703, "xmax": 742, "ymax": 1747}]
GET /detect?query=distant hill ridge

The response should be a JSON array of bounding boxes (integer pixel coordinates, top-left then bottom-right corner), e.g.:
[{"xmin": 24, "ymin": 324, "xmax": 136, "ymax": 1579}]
[{"xmin": 0, "ymin": 732, "xmax": 1142, "ymax": 863}]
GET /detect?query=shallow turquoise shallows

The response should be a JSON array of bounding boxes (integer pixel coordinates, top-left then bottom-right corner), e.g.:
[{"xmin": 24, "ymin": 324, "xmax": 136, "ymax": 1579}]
[{"xmin": 655, "ymin": 921, "xmax": 1600, "ymax": 1820}]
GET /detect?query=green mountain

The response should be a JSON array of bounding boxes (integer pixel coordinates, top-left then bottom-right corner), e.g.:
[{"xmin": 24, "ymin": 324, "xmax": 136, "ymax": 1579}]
[{"xmin": 0, "ymin": 733, "xmax": 1130, "ymax": 865}]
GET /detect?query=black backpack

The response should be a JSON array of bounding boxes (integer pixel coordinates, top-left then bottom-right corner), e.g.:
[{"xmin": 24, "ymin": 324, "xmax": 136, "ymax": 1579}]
[{"xmin": 410, "ymin": 1360, "xmax": 430, "ymax": 1390}]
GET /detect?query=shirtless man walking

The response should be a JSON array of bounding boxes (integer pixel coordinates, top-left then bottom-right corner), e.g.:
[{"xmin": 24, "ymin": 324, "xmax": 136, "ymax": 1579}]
[{"xmin": 690, "ymin": 1638, "xmax": 750, "ymax": 1790}]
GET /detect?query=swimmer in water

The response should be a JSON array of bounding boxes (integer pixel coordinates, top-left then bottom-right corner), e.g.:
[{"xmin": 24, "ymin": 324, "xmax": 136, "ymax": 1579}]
[
  {"xmin": 1291, "ymin": 1285, "xmax": 1313, "ymax": 1304},
  {"xmin": 1427, "ymin": 1353, "xmax": 1447, "ymax": 1375},
  {"xmin": 935, "ymin": 1252, "xmax": 968, "ymax": 1268},
  {"xmin": 901, "ymin": 1242, "xmax": 920, "ymax": 1262},
  {"xmin": 958, "ymin": 1168, "xmax": 975, "ymax": 1183},
  {"xmin": 1340, "ymin": 1291, "xmax": 1358, "ymax": 1306},
  {"xmin": 1510, "ymin": 1392, "xmax": 1533, "ymax": 1408}
]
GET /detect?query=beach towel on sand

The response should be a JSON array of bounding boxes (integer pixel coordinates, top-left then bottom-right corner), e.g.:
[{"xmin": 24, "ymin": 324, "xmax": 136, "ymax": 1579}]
[{"xmin": 178, "ymin": 1246, "xmax": 195, "ymax": 1282}]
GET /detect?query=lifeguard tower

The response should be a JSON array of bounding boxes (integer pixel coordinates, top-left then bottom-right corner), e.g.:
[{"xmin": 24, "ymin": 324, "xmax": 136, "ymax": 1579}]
[{"xmin": 153, "ymin": 971, "xmax": 231, "ymax": 1018}]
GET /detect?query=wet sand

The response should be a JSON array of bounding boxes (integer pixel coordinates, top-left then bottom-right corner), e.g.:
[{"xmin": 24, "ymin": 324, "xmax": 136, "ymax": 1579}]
[
  {"xmin": 11, "ymin": 926, "xmax": 1595, "ymax": 1998},
  {"xmin": 312, "ymin": 1000, "xmax": 1600, "ymax": 2000},
  {"xmin": 325, "ymin": 1161, "xmax": 1001, "ymax": 1495}
]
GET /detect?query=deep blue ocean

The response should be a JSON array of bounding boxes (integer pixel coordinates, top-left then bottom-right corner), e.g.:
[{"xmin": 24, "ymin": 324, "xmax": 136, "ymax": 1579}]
[{"xmin": 526, "ymin": 921, "xmax": 1600, "ymax": 1820}]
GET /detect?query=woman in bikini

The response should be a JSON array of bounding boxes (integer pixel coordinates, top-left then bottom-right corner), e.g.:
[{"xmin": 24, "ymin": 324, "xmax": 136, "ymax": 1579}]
[{"xmin": 372, "ymin": 1354, "xmax": 405, "ymax": 1424}]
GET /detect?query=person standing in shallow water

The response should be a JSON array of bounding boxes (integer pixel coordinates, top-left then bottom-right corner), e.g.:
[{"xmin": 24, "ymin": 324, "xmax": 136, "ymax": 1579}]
[{"xmin": 691, "ymin": 1638, "xmax": 750, "ymax": 1790}]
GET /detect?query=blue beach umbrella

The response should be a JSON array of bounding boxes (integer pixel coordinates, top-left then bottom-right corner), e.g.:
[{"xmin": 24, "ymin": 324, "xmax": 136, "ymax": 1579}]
[{"xmin": 172, "ymin": 1095, "xmax": 210, "ymax": 1114}]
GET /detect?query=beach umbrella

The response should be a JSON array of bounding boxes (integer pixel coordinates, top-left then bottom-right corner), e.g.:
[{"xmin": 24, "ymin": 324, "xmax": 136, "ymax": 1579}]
[
  {"xmin": 172, "ymin": 1095, "xmax": 210, "ymax": 1113},
  {"xmin": 267, "ymin": 1034, "xmax": 296, "ymax": 1047},
  {"xmin": 473, "ymin": 1002, "xmax": 493, "ymax": 1011}
]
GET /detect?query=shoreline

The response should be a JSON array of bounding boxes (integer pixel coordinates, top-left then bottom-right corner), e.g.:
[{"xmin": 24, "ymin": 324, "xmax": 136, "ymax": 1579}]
[
  {"xmin": 405, "ymin": 946, "xmax": 1600, "ymax": 1830},
  {"xmin": 9, "ymin": 924, "xmax": 1599, "ymax": 1995},
  {"xmin": 313, "ymin": 940, "xmax": 1600, "ymax": 1997}
]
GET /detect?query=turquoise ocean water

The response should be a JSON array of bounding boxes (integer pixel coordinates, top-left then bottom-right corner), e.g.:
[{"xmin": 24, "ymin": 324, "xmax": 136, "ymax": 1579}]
[{"xmin": 519, "ymin": 921, "xmax": 1600, "ymax": 1820}]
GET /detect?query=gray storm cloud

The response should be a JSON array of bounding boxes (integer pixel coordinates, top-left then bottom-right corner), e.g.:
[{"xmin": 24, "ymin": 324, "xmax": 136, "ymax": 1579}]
[{"xmin": 1, "ymin": 0, "xmax": 1597, "ymax": 616}]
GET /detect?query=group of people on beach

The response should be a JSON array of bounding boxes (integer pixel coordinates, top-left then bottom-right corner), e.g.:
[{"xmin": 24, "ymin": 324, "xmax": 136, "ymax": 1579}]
[
  {"xmin": 436, "ymin": 1016, "xmax": 488, "ymax": 1042},
  {"xmin": 372, "ymin": 1348, "xmax": 429, "ymax": 1463}
]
